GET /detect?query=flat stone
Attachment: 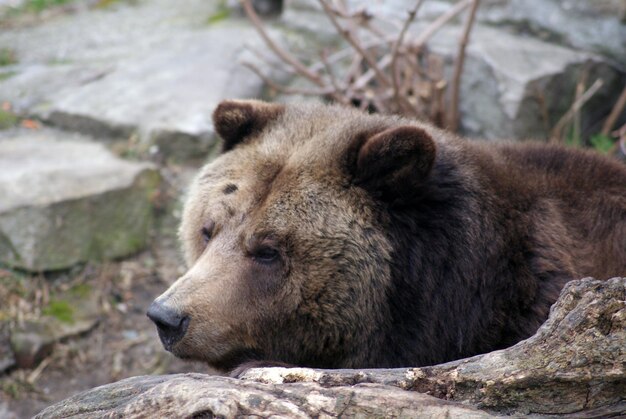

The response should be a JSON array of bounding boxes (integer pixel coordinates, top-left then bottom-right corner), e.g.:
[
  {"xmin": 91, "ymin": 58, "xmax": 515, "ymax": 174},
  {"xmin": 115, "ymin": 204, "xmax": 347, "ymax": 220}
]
[
  {"xmin": 0, "ymin": 0, "xmax": 294, "ymax": 159},
  {"xmin": 0, "ymin": 131, "xmax": 160, "ymax": 271}
]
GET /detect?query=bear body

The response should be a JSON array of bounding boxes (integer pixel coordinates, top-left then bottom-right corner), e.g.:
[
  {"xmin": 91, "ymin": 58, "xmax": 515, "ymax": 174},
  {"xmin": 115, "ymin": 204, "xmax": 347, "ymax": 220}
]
[{"xmin": 148, "ymin": 100, "xmax": 626, "ymax": 371}]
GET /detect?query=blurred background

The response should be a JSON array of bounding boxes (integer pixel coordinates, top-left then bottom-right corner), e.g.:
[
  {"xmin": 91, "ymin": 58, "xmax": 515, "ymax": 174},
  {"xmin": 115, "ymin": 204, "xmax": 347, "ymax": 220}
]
[{"xmin": 0, "ymin": 0, "xmax": 625, "ymax": 416}]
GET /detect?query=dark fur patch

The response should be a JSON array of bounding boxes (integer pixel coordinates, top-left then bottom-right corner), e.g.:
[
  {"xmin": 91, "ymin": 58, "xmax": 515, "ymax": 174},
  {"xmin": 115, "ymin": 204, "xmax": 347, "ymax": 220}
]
[
  {"xmin": 223, "ymin": 183, "xmax": 238, "ymax": 194},
  {"xmin": 351, "ymin": 126, "xmax": 436, "ymax": 204}
]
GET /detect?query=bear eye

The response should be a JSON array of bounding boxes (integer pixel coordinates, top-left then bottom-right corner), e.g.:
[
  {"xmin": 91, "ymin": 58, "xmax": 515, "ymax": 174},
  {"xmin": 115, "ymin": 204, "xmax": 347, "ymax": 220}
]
[
  {"xmin": 201, "ymin": 222, "xmax": 214, "ymax": 244},
  {"xmin": 252, "ymin": 246, "xmax": 280, "ymax": 265}
]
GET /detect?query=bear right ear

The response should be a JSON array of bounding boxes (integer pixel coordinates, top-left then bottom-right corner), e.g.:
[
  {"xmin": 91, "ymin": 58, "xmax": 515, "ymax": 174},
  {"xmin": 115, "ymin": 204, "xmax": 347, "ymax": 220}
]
[
  {"xmin": 213, "ymin": 100, "xmax": 285, "ymax": 152},
  {"xmin": 348, "ymin": 125, "xmax": 436, "ymax": 204}
]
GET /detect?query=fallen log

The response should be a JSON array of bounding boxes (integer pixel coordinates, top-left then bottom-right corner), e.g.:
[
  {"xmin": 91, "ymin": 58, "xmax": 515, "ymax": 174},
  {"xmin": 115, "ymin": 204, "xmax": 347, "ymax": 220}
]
[{"xmin": 36, "ymin": 277, "xmax": 626, "ymax": 418}]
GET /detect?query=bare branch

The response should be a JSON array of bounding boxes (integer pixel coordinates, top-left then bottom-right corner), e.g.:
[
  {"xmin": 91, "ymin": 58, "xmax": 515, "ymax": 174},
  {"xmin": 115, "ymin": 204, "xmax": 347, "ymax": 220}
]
[
  {"xmin": 550, "ymin": 79, "xmax": 605, "ymax": 142},
  {"xmin": 601, "ymin": 85, "xmax": 626, "ymax": 136},
  {"xmin": 572, "ymin": 66, "xmax": 590, "ymax": 145},
  {"xmin": 353, "ymin": 54, "xmax": 392, "ymax": 90},
  {"xmin": 240, "ymin": 0, "xmax": 325, "ymax": 87},
  {"xmin": 326, "ymin": 2, "xmax": 388, "ymax": 40},
  {"xmin": 391, "ymin": 1, "xmax": 423, "ymax": 114},
  {"xmin": 413, "ymin": 0, "xmax": 471, "ymax": 49},
  {"xmin": 320, "ymin": 50, "xmax": 351, "ymax": 106},
  {"xmin": 319, "ymin": 0, "xmax": 392, "ymax": 88},
  {"xmin": 320, "ymin": 0, "xmax": 416, "ymax": 115},
  {"xmin": 243, "ymin": 44, "xmax": 300, "ymax": 76},
  {"xmin": 448, "ymin": 0, "xmax": 480, "ymax": 132},
  {"xmin": 343, "ymin": 53, "xmax": 364, "ymax": 85},
  {"xmin": 308, "ymin": 39, "xmax": 392, "ymax": 73},
  {"xmin": 242, "ymin": 62, "xmax": 335, "ymax": 96},
  {"xmin": 240, "ymin": 0, "xmax": 479, "ymax": 123}
]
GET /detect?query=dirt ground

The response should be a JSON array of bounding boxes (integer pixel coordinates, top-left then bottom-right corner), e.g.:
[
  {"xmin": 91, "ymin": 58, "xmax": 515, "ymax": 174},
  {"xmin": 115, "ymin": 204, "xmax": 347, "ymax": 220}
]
[{"xmin": 0, "ymin": 163, "xmax": 221, "ymax": 418}]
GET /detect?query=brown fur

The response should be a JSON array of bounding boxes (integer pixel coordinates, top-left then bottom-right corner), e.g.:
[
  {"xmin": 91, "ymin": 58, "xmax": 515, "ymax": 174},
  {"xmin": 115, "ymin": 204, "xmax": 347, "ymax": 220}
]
[{"xmin": 151, "ymin": 100, "xmax": 626, "ymax": 371}]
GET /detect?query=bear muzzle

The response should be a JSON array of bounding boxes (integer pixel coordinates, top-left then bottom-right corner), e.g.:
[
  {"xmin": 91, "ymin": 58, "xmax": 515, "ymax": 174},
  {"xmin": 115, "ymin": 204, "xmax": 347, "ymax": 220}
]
[{"xmin": 147, "ymin": 300, "xmax": 190, "ymax": 351}]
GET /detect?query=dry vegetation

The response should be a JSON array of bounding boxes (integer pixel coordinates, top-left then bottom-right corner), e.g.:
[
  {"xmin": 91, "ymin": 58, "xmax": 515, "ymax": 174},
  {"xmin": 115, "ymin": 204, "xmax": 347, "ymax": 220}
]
[
  {"xmin": 242, "ymin": 0, "xmax": 626, "ymax": 153},
  {"xmin": 242, "ymin": 0, "xmax": 481, "ymax": 131}
]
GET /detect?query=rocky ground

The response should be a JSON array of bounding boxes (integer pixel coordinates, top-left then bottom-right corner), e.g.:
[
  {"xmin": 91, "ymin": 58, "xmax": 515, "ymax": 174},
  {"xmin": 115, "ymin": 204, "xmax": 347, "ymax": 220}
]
[
  {"xmin": 0, "ymin": 127, "xmax": 212, "ymax": 418},
  {"xmin": 0, "ymin": 0, "xmax": 624, "ymax": 417}
]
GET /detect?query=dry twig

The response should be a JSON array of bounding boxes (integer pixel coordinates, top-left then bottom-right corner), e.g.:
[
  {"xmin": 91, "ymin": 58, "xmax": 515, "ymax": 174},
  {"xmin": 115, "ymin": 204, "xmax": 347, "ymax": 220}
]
[
  {"xmin": 242, "ymin": 62, "xmax": 336, "ymax": 97},
  {"xmin": 602, "ymin": 85, "xmax": 626, "ymax": 136},
  {"xmin": 240, "ymin": 0, "xmax": 325, "ymax": 87},
  {"xmin": 413, "ymin": 0, "xmax": 471, "ymax": 48},
  {"xmin": 319, "ymin": 0, "xmax": 392, "ymax": 89},
  {"xmin": 550, "ymin": 79, "xmax": 604, "ymax": 142},
  {"xmin": 391, "ymin": 1, "xmax": 424, "ymax": 114},
  {"xmin": 448, "ymin": 0, "xmax": 480, "ymax": 131}
]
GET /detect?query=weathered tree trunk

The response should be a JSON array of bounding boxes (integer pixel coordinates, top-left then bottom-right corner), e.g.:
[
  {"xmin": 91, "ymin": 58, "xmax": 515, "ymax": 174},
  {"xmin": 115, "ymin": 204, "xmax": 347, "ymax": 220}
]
[{"xmin": 36, "ymin": 277, "xmax": 626, "ymax": 418}]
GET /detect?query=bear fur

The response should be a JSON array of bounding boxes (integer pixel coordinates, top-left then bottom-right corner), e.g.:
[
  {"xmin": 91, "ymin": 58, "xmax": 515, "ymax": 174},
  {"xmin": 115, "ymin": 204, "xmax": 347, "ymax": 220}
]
[{"xmin": 150, "ymin": 100, "xmax": 626, "ymax": 371}]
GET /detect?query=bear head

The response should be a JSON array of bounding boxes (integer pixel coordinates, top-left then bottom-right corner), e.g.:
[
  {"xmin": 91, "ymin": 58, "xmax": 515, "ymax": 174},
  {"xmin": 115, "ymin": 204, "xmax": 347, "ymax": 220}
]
[{"xmin": 147, "ymin": 99, "xmax": 438, "ymax": 370}]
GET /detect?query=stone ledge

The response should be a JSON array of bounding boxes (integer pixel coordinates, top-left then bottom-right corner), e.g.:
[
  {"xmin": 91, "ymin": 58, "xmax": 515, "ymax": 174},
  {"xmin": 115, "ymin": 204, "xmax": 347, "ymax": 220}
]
[{"xmin": 0, "ymin": 134, "xmax": 160, "ymax": 271}]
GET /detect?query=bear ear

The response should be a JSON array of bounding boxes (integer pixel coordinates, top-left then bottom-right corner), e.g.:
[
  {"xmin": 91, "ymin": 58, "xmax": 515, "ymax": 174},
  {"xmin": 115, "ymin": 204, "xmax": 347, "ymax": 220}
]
[
  {"xmin": 349, "ymin": 126, "xmax": 436, "ymax": 204},
  {"xmin": 213, "ymin": 100, "xmax": 285, "ymax": 152}
]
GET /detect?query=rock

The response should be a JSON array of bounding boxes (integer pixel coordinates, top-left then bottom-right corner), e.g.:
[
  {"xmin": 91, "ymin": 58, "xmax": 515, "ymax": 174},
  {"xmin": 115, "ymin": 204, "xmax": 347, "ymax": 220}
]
[
  {"xmin": 35, "ymin": 278, "xmax": 626, "ymax": 418},
  {"xmin": 285, "ymin": 0, "xmax": 626, "ymax": 66},
  {"xmin": 0, "ymin": 402, "xmax": 18, "ymax": 419},
  {"xmin": 9, "ymin": 321, "xmax": 55, "ymax": 369},
  {"xmin": 0, "ymin": 322, "xmax": 16, "ymax": 373},
  {"xmin": 477, "ymin": 0, "xmax": 626, "ymax": 67},
  {"xmin": 9, "ymin": 284, "xmax": 101, "ymax": 369},
  {"xmin": 0, "ymin": 131, "xmax": 160, "ymax": 271},
  {"xmin": 0, "ymin": 0, "xmax": 296, "ymax": 160},
  {"xmin": 428, "ymin": 24, "xmax": 626, "ymax": 140},
  {"xmin": 39, "ymin": 24, "xmax": 273, "ymax": 160}
]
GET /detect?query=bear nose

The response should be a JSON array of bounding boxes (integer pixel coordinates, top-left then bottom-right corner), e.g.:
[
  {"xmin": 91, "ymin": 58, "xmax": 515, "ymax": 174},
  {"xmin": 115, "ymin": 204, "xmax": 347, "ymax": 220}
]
[{"xmin": 147, "ymin": 301, "xmax": 189, "ymax": 350}]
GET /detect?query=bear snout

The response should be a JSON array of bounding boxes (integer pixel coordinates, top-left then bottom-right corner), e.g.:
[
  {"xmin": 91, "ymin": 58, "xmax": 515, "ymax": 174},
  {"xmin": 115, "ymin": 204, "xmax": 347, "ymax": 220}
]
[{"xmin": 147, "ymin": 300, "xmax": 190, "ymax": 351}]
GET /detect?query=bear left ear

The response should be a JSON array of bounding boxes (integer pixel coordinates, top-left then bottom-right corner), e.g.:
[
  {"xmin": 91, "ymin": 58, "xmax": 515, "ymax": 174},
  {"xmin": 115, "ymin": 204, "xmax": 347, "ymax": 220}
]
[
  {"xmin": 349, "ymin": 125, "xmax": 436, "ymax": 203},
  {"xmin": 213, "ymin": 100, "xmax": 285, "ymax": 152}
]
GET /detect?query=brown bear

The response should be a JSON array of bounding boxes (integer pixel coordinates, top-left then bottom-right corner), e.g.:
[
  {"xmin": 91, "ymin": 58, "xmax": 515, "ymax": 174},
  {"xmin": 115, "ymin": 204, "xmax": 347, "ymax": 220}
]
[{"xmin": 148, "ymin": 99, "xmax": 626, "ymax": 372}]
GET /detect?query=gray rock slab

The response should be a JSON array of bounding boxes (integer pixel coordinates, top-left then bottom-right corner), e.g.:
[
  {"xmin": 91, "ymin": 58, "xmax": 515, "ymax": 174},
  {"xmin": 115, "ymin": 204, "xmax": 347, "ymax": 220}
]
[
  {"xmin": 429, "ymin": 24, "xmax": 626, "ymax": 140},
  {"xmin": 477, "ymin": 0, "xmax": 626, "ymax": 67},
  {"xmin": 0, "ymin": 132, "xmax": 160, "ymax": 271},
  {"xmin": 285, "ymin": 0, "xmax": 626, "ymax": 66},
  {"xmin": 0, "ymin": 0, "xmax": 291, "ymax": 159}
]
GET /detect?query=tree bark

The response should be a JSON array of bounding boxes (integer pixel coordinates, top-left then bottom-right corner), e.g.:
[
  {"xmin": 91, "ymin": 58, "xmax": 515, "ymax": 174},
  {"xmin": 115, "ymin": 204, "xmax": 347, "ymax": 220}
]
[{"xmin": 36, "ymin": 277, "xmax": 626, "ymax": 418}]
